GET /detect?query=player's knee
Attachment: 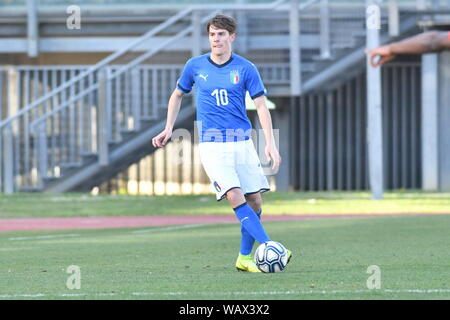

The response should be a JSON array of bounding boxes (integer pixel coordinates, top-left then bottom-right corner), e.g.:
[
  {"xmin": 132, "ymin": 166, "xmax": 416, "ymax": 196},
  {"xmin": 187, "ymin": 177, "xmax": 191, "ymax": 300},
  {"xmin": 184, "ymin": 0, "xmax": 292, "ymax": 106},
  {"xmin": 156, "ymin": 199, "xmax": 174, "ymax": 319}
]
[
  {"xmin": 226, "ymin": 188, "xmax": 245, "ymax": 204},
  {"xmin": 246, "ymin": 194, "xmax": 262, "ymax": 212}
]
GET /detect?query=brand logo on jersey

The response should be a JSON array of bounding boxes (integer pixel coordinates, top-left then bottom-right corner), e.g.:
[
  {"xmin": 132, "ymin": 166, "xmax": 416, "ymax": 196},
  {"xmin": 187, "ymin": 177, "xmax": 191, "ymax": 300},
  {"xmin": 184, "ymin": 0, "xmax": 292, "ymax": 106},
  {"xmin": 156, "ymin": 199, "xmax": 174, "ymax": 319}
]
[
  {"xmin": 230, "ymin": 70, "xmax": 240, "ymax": 84},
  {"xmin": 199, "ymin": 73, "xmax": 208, "ymax": 81},
  {"xmin": 213, "ymin": 181, "xmax": 221, "ymax": 192}
]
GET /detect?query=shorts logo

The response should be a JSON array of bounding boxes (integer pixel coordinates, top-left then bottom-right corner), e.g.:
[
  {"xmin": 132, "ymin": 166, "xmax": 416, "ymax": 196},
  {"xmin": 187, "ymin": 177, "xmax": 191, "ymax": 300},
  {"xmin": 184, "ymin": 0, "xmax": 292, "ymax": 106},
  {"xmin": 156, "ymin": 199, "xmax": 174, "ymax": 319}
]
[
  {"xmin": 213, "ymin": 181, "xmax": 221, "ymax": 192},
  {"xmin": 230, "ymin": 70, "xmax": 240, "ymax": 84}
]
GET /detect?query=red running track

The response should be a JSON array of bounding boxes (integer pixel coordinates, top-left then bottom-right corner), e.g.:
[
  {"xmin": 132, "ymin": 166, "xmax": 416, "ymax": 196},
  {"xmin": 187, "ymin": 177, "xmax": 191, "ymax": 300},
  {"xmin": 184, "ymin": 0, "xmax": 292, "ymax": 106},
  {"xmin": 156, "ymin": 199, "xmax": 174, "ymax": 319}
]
[{"xmin": 0, "ymin": 213, "xmax": 436, "ymax": 232}]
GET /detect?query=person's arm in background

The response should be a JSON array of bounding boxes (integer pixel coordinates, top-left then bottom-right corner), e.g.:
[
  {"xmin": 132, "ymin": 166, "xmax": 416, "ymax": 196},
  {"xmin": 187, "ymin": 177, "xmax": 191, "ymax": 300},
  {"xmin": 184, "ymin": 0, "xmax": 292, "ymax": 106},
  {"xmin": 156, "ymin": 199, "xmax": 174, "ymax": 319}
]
[
  {"xmin": 367, "ymin": 31, "xmax": 450, "ymax": 67},
  {"xmin": 152, "ymin": 57, "xmax": 194, "ymax": 148}
]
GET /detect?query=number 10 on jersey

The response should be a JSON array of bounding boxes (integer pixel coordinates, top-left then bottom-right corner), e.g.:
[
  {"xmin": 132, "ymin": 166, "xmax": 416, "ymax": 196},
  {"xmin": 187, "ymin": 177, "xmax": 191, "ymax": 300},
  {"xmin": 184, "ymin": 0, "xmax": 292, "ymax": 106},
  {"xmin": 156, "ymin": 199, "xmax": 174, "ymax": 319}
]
[{"xmin": 211, "ymin": 89, "xmax": 229, "ymax": 106}]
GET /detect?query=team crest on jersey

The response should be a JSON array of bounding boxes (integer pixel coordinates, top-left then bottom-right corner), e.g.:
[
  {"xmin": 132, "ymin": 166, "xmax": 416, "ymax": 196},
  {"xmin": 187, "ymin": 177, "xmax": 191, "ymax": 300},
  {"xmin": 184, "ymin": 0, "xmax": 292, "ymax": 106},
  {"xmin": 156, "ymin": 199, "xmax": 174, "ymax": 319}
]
[{"xmin": 230, "ymin": 70, "xmax": 240, "ymax": 84}]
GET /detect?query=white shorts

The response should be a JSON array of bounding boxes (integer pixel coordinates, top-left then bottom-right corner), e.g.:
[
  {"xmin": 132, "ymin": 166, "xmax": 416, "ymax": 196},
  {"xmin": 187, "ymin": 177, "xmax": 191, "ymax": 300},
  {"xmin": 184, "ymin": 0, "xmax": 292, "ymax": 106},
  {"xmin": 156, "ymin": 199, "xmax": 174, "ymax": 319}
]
[{"xmin": 199, "ymin": 139, "xmax": 270, "ymax": 201}]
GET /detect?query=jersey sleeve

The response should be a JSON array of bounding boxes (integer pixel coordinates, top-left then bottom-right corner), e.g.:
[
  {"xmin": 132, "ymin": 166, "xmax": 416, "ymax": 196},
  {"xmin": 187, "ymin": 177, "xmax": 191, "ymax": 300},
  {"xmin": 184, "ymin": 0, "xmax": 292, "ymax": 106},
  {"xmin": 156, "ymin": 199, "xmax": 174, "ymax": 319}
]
[
  {"xmin": 176, "ymin": 59, "xmax": 195, "ymax": 94},
  {"xmin": 245, "ymin": 63, "xmax": 266, "ymax": 100}
]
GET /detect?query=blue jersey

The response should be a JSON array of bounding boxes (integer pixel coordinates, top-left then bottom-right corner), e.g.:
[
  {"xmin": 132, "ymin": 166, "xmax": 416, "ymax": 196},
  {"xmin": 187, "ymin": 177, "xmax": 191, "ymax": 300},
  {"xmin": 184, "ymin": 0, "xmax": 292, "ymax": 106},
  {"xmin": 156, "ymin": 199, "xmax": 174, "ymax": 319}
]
[{"xmin": 176, "ymin": 53, "xmax": 266, "ymax": 143}]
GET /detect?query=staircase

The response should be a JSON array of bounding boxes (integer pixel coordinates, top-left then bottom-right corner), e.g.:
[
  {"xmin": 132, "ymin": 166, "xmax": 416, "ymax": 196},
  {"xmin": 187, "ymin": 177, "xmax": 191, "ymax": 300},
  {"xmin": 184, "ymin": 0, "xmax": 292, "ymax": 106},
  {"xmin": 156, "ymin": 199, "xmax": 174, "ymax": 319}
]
[{"xmin": 302, "ymin": 9, "xmax": 422, "ymax": 93}]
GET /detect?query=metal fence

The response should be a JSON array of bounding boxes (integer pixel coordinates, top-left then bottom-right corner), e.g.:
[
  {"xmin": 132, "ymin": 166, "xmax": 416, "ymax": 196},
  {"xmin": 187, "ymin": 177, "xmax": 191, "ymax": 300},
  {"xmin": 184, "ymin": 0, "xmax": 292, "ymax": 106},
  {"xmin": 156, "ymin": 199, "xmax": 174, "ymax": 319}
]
[{"xmin": 290, "ymin": 60, "xmax": 422, "ymax": 191}]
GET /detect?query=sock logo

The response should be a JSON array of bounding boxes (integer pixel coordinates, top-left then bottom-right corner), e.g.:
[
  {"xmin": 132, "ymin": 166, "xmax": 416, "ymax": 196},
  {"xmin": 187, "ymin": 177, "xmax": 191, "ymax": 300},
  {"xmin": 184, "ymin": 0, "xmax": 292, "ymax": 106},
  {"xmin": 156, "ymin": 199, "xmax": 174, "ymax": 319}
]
[
  {"xmin": 213, "ymin": 181, "xmax": 221, "ymax": 192},
  {"xmin": 240, "ymin": 217, "xmax": 249, "ymax": 223}
]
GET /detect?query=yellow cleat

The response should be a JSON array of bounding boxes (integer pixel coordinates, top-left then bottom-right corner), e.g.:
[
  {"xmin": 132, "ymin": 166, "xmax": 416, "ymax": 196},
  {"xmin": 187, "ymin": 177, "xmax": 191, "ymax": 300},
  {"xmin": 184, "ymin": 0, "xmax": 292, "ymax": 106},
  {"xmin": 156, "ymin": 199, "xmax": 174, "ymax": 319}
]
[
  {"xmin": 286, "ymin": 249, "xmax": 293, "ymax": 265},
  {"xmin": 235, "ymin": 253, "xmax": 261, "ymax": 273}
]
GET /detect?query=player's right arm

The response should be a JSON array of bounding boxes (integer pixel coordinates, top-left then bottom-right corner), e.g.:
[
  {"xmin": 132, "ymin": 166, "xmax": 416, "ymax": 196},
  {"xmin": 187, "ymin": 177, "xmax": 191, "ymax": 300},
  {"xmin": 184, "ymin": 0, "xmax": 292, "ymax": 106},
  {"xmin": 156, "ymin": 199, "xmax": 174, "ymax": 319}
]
[
  {"xmin": 367, "ymin": 31, "xmax": 450, "ymax": 67},
  {"xmin": 152, "ymin": 58, "xmax": 195, "ymax": 148},
  {"xmin": 151, "ymin": 88, "xmax": 184, "ymax": 148}
]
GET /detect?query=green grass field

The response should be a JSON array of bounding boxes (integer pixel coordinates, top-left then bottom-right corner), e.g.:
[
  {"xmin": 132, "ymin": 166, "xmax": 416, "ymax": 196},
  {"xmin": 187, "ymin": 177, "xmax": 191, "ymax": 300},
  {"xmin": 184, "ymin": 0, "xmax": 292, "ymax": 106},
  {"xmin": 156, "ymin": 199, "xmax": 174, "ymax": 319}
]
[
  {"xmin": 1, "ymin": 191, "xmax": 450, "ymax": 217},
  {"xmin": 1, "ymin": 211, "xmax": 449, "ymax": 300}
]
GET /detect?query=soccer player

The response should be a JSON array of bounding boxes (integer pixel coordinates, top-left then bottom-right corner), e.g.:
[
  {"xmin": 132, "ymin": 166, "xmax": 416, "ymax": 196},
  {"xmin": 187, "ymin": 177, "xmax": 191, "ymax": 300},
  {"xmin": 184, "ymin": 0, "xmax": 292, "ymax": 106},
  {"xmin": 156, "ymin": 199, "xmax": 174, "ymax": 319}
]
[
  {"xmin": 152, "ymin": 14, "xmax": 291, "ymax": 272},
  {"xmin": 367, "ymin": 31, "xmax": 450, "ymax": 67}
]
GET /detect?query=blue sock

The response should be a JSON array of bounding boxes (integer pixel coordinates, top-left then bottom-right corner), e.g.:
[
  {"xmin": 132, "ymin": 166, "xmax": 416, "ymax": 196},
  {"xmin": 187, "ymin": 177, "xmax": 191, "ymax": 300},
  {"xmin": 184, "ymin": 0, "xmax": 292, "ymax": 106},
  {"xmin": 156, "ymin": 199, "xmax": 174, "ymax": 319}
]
[
  {"xmin": 233, "ymin": 203, "xmax": 270, "ymax": 246},
  {"xmin": 240, "ymin": 208, "xmax": 262, "ymax": 255}
]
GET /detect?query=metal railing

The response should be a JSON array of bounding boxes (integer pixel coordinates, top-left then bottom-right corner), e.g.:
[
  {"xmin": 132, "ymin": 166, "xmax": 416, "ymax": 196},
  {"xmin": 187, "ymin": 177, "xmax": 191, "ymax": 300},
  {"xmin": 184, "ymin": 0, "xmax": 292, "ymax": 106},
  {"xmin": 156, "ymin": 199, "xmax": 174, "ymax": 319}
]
[{"xmin": 0, "ymin": 7, "xmax": 201, "ymax": 192}]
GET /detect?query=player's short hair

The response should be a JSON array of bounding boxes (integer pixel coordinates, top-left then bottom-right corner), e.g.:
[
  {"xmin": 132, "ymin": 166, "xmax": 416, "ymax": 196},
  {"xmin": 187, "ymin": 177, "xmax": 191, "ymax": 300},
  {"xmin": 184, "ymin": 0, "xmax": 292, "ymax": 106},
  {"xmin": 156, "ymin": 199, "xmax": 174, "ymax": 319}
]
[{"xmin": 206, "ymin": 14, "xmax": 237, "ymax": 35}]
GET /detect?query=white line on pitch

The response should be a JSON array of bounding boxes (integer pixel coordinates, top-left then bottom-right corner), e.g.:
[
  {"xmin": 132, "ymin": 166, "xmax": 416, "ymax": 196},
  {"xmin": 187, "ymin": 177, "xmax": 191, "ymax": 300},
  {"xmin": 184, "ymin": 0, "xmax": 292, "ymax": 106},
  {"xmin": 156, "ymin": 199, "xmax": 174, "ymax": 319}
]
[
  {"xmin": 1, "ymin": 289, "xmax": 450, "ymax": 299},
  {"xmin": 0, "ymin": 294, "xmax": 46, "ymax": 298},
  {"xmin": 7, "ymin": 233, "xmax": 80, "ymax": 241},
  {"xmin": 130, "ymin": 224, "xmax": 205, "ymax": 234},
  {"xmin": 5, "ymin": 223, "xmax": 206, "ymax": 241},
  {"xmin": 127, "ymin": 289, "xmax": 450, "ymax": 296}
]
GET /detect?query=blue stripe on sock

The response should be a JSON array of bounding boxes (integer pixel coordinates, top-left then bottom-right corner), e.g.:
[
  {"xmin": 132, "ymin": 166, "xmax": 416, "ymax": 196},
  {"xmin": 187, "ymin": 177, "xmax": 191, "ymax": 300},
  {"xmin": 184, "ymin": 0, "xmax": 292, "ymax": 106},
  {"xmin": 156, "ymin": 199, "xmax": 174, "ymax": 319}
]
[
  {"xmin": 240, "ymin": 208, "xmax": 262, "ymax": 255},
  {"xmin": 234, "ymin": 204, "xmax": 270, "ymax": 245}
]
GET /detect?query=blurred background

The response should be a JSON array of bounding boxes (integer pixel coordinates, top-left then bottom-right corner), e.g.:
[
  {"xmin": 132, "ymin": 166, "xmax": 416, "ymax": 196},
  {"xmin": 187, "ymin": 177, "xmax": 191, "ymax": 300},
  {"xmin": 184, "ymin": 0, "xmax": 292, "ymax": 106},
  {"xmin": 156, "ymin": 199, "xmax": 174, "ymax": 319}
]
[{"xmin": 1, "ymin": 0, "xmax": 449, "ymax": 197}]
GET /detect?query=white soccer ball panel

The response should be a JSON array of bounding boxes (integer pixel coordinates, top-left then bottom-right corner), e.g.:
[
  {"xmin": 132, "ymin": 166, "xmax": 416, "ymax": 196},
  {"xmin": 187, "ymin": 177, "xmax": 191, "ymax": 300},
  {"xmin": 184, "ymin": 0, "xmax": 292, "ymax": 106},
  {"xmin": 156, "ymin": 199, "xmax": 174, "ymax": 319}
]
[
  {"xmin": 271, "ymin": 241, "xmax": 287, "ymax": 254},
  {"xmin": 266, "ymin": 248, "xmax": 279, "ymax": 262},
  {"xmin": 255, "ymin": 245, "xmax": 266, "ymax": 262},
  {"xmin": 258, "ymin": 263, "xmax": 270, "ymax": 273},
  {"xmin": 265, "ymin": 241, "xmax": 278, "ymax": 250},
  {"xmin": 264, "ymin": 241, "xmax": 286, "ymax": 253}
]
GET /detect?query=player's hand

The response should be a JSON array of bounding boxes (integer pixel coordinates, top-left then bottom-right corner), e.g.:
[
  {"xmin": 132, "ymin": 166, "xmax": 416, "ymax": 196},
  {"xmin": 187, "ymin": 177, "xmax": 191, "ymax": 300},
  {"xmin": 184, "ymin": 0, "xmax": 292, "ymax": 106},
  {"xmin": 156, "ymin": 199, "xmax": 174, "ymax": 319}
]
[
  {"xmin": 265, "ymin": 144, "xmax": 281, "ymax": 172},
  {"xmin": 152, "ymin": 128, "xmax": 172, "ymax": 148},
  {"xmin": 366, "ymin": 44, "xmax": 396, "ymax": 68}
]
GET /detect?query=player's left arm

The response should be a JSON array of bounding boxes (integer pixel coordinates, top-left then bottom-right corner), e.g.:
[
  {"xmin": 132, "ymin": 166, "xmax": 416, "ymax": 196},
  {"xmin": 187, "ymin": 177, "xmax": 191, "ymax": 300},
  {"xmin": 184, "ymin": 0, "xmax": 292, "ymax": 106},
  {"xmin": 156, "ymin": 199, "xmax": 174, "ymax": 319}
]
[{"xmin": 253, "ymin": 96, "xmax": 281, "ymax": 171}]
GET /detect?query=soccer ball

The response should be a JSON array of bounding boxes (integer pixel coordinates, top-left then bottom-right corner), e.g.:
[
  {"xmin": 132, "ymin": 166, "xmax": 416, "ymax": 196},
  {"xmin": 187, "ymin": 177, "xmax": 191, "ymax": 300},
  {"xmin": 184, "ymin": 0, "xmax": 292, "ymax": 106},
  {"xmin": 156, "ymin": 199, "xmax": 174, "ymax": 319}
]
[{"xmin": 254, "ymin": 241, "xmax": 288, "ymax": 273}]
